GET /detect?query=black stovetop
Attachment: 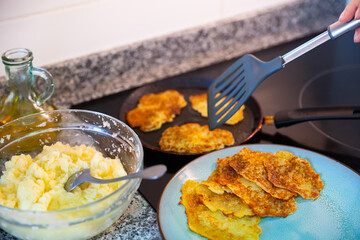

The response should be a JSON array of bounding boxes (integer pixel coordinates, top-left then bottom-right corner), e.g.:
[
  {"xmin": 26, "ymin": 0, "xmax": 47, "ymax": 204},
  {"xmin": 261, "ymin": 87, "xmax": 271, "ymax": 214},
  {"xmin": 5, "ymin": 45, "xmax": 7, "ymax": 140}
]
[{"xmin": 73, "ymin": 32, "xmax": 360, "ymax": 211}]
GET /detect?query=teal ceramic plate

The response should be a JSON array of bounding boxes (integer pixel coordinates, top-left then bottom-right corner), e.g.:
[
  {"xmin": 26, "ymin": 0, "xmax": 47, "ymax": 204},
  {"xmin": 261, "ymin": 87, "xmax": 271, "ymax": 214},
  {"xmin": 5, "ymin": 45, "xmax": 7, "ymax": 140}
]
[{"xmin": 158, "ymin": 144, "xmax": 360, "ymax": 240}]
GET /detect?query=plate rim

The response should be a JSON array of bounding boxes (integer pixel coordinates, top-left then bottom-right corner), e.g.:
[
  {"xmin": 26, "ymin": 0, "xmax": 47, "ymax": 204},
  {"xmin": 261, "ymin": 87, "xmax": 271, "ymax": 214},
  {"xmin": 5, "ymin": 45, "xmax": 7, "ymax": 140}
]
[{"xmin": 157, "ymin": 143, "xmax": 360, "ymax": 240}]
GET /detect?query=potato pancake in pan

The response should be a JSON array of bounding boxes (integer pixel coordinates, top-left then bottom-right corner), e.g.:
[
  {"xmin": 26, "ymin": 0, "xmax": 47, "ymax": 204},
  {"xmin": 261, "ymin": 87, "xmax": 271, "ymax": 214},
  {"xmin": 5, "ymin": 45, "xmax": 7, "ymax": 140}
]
[
  {"xmin": 159, "ymin": 123, "xmax": 234, "ymax": 153},
  {"xmin": 126, "ymin": 90, "xmax": 186, "ymax": 132},
  {"xmin": 189, "ymin": 92, "xmax": 245, "ymax": 125}
]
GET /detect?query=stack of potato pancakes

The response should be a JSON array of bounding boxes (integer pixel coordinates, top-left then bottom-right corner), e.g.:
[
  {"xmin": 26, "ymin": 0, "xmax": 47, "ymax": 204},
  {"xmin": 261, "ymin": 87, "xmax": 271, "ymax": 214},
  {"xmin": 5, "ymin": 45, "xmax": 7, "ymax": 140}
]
[{"xmin": 180, "ymin": 148, "xmax": 324, "ymax": 240}]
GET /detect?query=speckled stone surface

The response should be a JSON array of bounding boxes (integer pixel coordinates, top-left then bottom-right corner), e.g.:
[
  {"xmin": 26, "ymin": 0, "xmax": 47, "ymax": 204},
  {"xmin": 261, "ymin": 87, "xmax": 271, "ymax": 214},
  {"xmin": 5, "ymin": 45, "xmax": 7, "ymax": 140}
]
[
  {"xmin": 0, "ymin": 0, "xmax": 346, "ymax": 239},
  {"xmin": 90, "ymin": 193, "xmax": 161, "ymax": 240}
]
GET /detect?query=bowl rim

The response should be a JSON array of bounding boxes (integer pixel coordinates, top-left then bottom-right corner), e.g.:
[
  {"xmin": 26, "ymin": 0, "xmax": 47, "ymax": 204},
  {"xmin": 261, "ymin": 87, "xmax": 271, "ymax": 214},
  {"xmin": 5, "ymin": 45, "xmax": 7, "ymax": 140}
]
[{"xmin": 0, "ymin": 109, "xmax": 144, "ymax": 220}]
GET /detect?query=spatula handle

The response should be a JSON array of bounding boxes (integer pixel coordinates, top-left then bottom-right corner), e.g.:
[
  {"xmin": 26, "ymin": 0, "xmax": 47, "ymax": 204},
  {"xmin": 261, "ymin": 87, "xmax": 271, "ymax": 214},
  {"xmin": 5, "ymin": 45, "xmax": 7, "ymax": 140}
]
[
  {"xmin": 272, "ymin": 106, "xmax": 360, "ymax": 128},
  {"xmin": 282, "ymin": 19, "xmax": 360, "ymax": 65},
  {"xmin": 328, "ymin": 19, "xmax": 360, "ymax": 39}
]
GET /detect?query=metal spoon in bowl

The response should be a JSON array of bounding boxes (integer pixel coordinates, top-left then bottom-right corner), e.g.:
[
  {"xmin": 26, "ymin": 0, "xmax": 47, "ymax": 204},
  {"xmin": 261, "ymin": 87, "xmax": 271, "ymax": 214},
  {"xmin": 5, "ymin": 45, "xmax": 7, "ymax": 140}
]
[{"xmin": 64, "ymin": 164, "xmax": 167, "ymax": 192}]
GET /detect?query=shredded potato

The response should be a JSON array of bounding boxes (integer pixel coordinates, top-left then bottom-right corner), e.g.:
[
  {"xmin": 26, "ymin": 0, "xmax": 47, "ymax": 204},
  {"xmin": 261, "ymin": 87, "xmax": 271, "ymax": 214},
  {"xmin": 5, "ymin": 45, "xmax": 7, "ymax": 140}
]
[{"xmin": 0, "ymin": 142, "xmax": 127, "ymax": 211}]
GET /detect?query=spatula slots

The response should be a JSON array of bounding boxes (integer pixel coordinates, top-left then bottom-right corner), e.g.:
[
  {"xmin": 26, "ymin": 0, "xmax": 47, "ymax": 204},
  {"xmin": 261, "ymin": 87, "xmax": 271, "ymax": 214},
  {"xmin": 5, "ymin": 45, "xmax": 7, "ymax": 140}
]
[{"xmin": 208, "ymin": 19, "xmax": 360, "ymax": 130}]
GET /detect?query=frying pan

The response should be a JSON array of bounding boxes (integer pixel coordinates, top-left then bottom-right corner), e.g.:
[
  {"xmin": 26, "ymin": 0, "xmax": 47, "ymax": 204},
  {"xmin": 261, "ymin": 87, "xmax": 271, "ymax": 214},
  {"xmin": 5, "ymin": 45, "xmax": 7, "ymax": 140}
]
[{"xmin": 119, "ymin": 77, "xmax": 360, "ymax": 155}]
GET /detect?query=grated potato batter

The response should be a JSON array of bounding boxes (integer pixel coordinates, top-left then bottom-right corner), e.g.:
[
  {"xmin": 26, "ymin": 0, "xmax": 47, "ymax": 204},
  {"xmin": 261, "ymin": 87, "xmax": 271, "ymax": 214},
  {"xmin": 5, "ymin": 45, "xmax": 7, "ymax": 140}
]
[{"xmin": 0, "ymin": 142, "xmax": 127, "ymax": 211}]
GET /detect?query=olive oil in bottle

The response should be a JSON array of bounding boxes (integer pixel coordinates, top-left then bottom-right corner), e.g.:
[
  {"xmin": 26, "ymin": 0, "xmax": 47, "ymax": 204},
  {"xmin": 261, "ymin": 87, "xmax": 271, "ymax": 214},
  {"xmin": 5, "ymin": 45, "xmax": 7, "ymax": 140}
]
[{"xmin": 0, "ymin": 48, "xmax": 56, "ymax": 126}]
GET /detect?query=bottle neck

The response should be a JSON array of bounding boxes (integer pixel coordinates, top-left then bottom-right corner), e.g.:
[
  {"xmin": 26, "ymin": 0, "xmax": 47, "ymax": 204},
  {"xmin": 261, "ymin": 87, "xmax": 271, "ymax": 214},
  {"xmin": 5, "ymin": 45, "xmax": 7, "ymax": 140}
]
[
  {"xmin": 2, "ymin": 48, "xmax": 35, "ymax": 94},
  {"xmin": 4, "ymin": 61, "xmax": 33, "ymax": 93}
]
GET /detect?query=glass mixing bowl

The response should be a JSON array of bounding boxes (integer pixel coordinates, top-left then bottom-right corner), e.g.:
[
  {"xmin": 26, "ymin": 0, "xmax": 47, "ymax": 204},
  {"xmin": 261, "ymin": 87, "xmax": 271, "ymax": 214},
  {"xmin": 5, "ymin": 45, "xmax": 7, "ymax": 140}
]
[{"xmin": 0, "ymin": 109, "xmax": 144, "ymax": 240}]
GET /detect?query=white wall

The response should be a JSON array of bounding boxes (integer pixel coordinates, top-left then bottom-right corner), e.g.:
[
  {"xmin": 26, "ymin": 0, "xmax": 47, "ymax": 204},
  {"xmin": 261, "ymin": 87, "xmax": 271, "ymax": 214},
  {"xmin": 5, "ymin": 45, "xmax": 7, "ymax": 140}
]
[{"xmin": 0, "ymin": 0, "xmax": 293, "ymax": 77}]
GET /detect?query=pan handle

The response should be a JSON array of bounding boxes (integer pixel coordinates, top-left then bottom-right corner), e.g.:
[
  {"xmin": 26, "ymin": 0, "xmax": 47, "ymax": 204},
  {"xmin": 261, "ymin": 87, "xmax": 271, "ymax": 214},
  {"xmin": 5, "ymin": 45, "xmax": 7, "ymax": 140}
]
[{"xmin": 269, "ymin": 106, "xmax": 360, "ymax": 128}]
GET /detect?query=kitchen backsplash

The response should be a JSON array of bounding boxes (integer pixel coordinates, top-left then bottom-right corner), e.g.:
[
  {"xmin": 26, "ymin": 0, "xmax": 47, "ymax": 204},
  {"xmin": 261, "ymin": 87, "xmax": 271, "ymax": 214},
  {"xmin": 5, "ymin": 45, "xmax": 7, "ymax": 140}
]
[{"xmin": 0, "ymin": 0, "xmax": 346, "ymax": 108}]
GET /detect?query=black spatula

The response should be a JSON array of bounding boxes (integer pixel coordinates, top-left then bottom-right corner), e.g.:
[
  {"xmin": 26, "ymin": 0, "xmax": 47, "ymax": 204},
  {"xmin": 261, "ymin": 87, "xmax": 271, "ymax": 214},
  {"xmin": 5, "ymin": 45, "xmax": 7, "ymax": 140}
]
[{"xmin": 208, "ymin": 19, "xmax": 360, "ymax": 130}]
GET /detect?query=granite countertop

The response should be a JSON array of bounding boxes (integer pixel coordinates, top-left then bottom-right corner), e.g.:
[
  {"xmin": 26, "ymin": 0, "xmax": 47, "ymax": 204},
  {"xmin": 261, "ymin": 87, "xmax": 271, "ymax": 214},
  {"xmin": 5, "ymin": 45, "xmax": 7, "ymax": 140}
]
[
  {"xmin": 0, "ymin": 0, "xmax": 345, "ymax": 239},
  {"xmin": 90, "ymin": 193, "xmax": 161, "ymax": 240}
]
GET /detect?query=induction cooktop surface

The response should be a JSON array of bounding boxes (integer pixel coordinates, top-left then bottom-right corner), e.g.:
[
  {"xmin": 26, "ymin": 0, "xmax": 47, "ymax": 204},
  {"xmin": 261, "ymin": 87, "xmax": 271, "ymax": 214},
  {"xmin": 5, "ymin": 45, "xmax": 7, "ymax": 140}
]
[{"xmin": 299, "ymin": 64, "xmax": 360, "ymax": 151}]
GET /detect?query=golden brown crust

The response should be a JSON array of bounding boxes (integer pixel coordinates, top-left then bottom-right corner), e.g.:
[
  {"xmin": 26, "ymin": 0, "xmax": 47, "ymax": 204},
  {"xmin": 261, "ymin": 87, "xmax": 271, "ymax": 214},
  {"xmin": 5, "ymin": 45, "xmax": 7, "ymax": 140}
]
[
  {"xmin": 159, "ymin": 123, "xmax": 234, "ymax": 153},
  {"xmin": 189, "ymin": 93, "xmax": 245, "ymax": 125},
  {"xmin": 201, "ymin": 170, "xmax": 233, "ymax": 195},
  {"xmin": 179, "ymin": 148, "xmax": 324, "ymax": 239},
  {"xmin": 198, "ymin": 175, "xmax": 255, "ymax": 218},
  {"xmin": 264, "ymin": 151, "xmax": 324, "ymax": 200},
  {"xmin": 215, "ymin": 157, "xmax": 297, "ymax": 218},
  {"xmin": 228, "ymin": 148, "xmax": 296, "ymax": 200},
  {"xmin": 126, "ymin": 90, "xmax": 186, "ymax": 132},
  {"xmin": 180, "ymin": 180, "xmax": 261, "ymax": 240}
]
